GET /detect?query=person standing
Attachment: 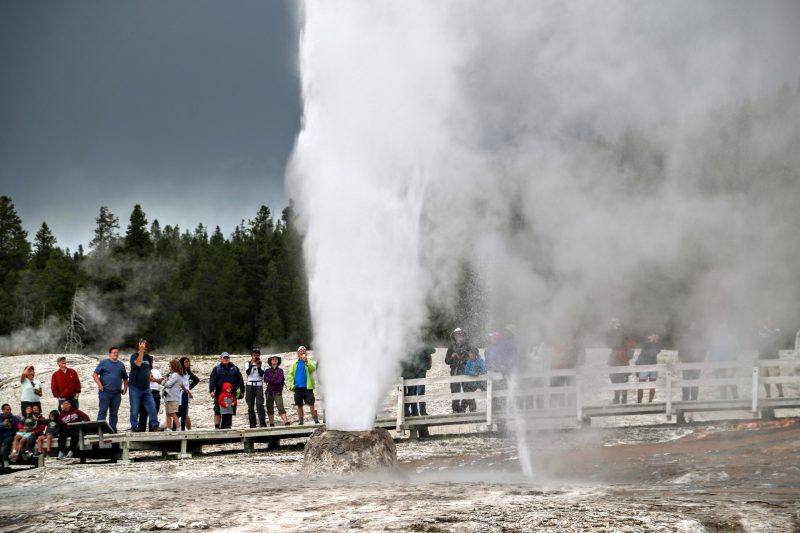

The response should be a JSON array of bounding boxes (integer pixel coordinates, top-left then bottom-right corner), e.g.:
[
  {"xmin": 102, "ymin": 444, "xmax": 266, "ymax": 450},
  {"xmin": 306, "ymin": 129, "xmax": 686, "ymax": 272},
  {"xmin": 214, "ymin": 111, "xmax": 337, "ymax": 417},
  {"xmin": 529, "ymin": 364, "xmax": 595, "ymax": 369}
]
[
  {"xmin": 209, "ymin": 352, "xmax": 244, "ymax": 429},
  {"xmin": 288, "ymin": 346, "xmax": 319, "ymax": 425},
  {"xmin": 606, "ymin": 319, "xmax": 636, "ymax": 405},
  {"xmin": 128, "ymin": 339, "xmax": 161, "ymax": 432},
  {"xmin": 51, "ymin": 356, "xmax": 82, "ymax": 412},
  {"xmin": 19, "ymin": 366, "xmax": 43, "ymax": 415},
  {"xmin": 401, "ymin": 346, "xmax": 434, "ymax": 417},
  {"xmin": 444, "ymin": 328, "xmax": 472, "ymax": 413},
  {"xmin": 138, "ymin": 365, "xmax": 163, "ymax": 432},
  {"xmin": 264, "ymin": 355, "xmax": 290, "ymax": 426},
  {"xmin": 244, "ymin": 349, "xmax": 267, "ymax": 428},
  {"xmin": 635, "ymin": 334, "xmax": 662, "ymax": 403},
  {"xmin": 161, "ymin": 359, "xmax": 188, "ymax": 432},
  {"xmin": 93, "ymin": 346, "xmax": 129, "ymax": 432},
  {"xmin": 177, "ymin": 357, "xmax": 199, "ymax": 430}
]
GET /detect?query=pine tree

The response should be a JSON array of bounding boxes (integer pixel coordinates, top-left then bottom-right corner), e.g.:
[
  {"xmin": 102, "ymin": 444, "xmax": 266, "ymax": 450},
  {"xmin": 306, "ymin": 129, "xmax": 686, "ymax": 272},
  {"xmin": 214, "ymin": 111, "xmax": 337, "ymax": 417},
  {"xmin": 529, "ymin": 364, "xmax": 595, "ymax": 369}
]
[
  {"xmin": 0, "ymin": 196, "xmax": 31, "ymax": 335},
  {"xmin": 90, "ymin": 206, "xmax": 120, "ymax": 250},
  {"xmin": 33, "ymin": 222, "xmax": 57, "ymax": 270},
  {"xmin": 124, "ymin": 204, "xmax": 152, "ymax": 257}
]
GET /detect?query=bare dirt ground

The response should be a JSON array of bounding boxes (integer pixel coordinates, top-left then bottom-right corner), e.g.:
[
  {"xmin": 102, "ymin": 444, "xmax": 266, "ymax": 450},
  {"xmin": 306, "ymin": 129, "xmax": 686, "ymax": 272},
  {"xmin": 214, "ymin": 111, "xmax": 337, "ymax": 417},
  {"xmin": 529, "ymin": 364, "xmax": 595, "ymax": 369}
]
[{"xmin": 0, "ymin": 420, "xmax": 798, "ymax": 532}]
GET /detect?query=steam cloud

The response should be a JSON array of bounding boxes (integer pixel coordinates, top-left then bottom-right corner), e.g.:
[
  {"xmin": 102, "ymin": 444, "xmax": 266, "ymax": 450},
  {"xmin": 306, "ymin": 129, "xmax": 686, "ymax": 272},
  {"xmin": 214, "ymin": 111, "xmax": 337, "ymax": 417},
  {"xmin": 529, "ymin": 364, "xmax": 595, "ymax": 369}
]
[{"xmin": 289, "ymin": 1, "xmax": 800, "ymax": 431}]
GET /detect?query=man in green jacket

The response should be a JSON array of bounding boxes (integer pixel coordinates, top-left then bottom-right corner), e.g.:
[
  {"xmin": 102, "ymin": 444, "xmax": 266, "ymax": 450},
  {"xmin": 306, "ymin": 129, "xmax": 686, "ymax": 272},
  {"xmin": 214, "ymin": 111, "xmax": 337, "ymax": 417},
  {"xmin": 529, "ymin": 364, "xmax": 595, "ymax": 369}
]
[{"xmin": 288, "ymin": 346, "xmax": 319, "ymax": 425}]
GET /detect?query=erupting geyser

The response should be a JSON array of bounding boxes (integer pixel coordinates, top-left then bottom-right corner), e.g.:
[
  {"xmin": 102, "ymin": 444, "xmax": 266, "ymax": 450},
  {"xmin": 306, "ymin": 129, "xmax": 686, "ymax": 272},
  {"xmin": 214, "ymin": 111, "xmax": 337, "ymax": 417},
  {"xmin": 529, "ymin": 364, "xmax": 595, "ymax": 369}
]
[{"xmin": 303, "ymin": 428, "xmax": 397, "ymax": 474}]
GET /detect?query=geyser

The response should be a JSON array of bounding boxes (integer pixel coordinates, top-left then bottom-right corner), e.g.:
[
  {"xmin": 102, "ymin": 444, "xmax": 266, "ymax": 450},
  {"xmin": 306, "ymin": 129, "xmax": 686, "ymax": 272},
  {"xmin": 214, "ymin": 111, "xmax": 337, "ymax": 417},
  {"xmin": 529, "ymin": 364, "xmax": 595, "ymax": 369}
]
[{"xmin": 303, "ymin": 428, "xmax": 397, "ymax": 474}]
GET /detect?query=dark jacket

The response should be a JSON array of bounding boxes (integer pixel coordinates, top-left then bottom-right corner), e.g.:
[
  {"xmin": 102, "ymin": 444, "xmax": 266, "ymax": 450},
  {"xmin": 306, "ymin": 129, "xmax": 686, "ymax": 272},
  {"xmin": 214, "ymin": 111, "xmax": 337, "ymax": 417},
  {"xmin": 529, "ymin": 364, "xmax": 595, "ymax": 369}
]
[
  {"xmin": 186, "ymin": 370, "xmax": 200, "ymax": 390},
  {"xmin": 58, "ymin": 409, "xmax": 90, "ymax": 432},
  {"xmin": 401, "ymin": 347, "xmax": 435, "ymax": 379},
  {"xmin": 1, "ymin": 415, "xmax": 20, "ymax": 439},
  {"xmin": 209, "ymin": 363, "xmax": 244, "ymax": 396},
  {"xmin": 636, "ymin": 341, "xmax": 662, "ymax": 366},
  {"xmin": 607, "ymin": 329, "xmax": 636, "ymax": 367},
  {"xmin": 445, "ymin": 344, "xmax": 473, "ymax": 376}
]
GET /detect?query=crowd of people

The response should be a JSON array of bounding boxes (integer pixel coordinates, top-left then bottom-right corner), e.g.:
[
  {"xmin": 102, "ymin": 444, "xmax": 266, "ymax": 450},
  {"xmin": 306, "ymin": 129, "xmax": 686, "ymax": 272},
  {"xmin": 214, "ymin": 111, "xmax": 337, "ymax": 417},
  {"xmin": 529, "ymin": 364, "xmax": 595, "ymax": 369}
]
[
  {"xmin": 402, "ymin": 319, "xmax": 795, "ymax": 415},
  {"xmin": 1, "ymin": 342, "xmax": 318, "ymax": 467}
]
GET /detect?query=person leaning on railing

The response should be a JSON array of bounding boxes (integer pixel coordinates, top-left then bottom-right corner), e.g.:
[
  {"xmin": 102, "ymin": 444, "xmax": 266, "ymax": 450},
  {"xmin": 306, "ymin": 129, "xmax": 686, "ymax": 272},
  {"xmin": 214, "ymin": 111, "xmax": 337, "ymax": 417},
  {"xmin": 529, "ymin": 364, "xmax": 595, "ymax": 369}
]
[{"xmin": 462, "ymin": 348, "xmax": 487, "ymax": 413}]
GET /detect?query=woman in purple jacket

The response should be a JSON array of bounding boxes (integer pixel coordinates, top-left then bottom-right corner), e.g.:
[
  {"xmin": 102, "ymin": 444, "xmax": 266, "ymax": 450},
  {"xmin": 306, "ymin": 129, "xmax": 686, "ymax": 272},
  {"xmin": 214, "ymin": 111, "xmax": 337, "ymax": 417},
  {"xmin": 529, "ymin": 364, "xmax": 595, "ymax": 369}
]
[{"xmin": 264, "ymin": 356, "xmax": 290, "ymax": 426}]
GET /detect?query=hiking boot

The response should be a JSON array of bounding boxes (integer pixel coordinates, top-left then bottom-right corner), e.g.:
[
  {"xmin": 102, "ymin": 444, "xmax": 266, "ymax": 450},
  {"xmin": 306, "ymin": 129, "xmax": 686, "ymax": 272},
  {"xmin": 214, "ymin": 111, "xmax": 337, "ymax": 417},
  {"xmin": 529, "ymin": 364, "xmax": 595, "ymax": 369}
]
[
  {"xmin": 312, "ymin": 417, "xmax": 320, "ymax": 424},
  {"xmin": 298, "ymin": 418, "xmax": 304, "ymax": 425}
]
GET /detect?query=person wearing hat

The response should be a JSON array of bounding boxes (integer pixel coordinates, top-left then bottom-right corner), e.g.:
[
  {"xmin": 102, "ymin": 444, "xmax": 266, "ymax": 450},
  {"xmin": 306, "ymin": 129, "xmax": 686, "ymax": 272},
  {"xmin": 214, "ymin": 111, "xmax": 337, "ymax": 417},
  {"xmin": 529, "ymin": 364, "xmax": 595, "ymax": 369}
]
[
  {"xmin": 209, "ymin": 352, "xmax": 244, "ymax": 429},
  {"xmin": 444, "ymin": 328, "xmax": 474, "ymax": 413},
  {"xmin": 264, "ymin": 355, "xmax": 290, "ymax": 426},
  {"xmin": 244, "ymin": 349, "xmax": 267, "ymax": 428},
  {"xmin": 288, "ymin": 346, "xmax": 319, "ymax": 425}
]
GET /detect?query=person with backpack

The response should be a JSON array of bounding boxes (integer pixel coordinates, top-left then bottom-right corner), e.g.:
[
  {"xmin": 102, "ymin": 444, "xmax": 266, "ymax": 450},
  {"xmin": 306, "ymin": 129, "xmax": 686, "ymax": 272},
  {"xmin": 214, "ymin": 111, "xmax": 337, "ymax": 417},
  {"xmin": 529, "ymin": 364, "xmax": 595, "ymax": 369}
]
[
  {"xmin": 209, "ymin": 353, "xmax": 244, "ymax": 429},
  {"xmin": 244, "ymin": 349, "xmax": 267, "ymax": 428}
]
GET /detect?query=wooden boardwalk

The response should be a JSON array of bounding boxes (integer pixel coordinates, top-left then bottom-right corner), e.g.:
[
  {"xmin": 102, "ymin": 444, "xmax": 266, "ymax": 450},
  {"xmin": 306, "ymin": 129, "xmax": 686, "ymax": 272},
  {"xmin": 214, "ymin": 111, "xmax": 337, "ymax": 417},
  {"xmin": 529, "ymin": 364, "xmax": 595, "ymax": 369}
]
[{"xmin": 24, "ymin": 354, "xmax": 800, "ymax": 467}]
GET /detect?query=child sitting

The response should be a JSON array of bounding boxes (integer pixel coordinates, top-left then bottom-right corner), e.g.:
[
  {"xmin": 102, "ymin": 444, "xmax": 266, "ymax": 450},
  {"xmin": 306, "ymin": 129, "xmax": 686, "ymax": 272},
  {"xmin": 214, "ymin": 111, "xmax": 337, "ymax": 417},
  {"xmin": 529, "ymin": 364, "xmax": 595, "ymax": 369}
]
[
  {"xmin": 35, "ymin": 410, "xmax": 60, "ymax": 457},
  {"xmin": 8, "ymin": 406, "xmax": 36, "ymax": 462},
  {"xmin": 217, "ymin": 382, "xmax": 237, "ymax": 430}
]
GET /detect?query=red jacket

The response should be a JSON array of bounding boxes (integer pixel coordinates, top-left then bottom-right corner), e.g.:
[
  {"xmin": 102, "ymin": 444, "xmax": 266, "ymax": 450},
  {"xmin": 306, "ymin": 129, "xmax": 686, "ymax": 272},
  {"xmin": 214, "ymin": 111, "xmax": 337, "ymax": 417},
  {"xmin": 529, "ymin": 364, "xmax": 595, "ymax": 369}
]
[{"xmin": 51, "ymin": 368, "xmax": 82, "ymax": 399}]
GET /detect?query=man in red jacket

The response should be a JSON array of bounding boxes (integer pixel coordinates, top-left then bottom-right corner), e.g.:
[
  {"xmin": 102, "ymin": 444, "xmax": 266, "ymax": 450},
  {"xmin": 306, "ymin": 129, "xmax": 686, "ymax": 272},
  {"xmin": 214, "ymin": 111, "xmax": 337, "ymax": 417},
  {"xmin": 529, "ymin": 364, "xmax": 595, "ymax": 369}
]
[{"xmin": 51, "ymin": 357, "xmax": 82, "ymax": 412}]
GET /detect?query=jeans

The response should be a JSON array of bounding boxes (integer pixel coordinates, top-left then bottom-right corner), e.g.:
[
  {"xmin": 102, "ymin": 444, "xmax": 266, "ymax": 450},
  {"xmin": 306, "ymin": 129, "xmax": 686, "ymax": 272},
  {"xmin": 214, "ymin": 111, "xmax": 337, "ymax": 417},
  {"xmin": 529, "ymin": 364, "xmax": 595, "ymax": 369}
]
[
  {"xmin": 138, "ymin": 390, "xmax": 161, "ymax": 431},
  {"xmin": 129, "ymin": 386, "xmax": 159, "ymax": 431},
  {"xmin": 177, "ymin": 396, "xmax": 189, "ymax": 430},
  {"xmin": 404, "ymin": 385, "xmax": 427, "ymax": 416},
  {"xmin": 97, "ymin": 390, "xmax": 122, "ymax": 432},
  {"xmin": 246, "ymin": 385, "xmax": 266, "ymax": 427},
  {"xmin": 58, "ymin": 430, "xmax": 79, "ymax": 453},
  {"xmin": 1, "ymin": 435, "xmax": 12, "ymax": 461}
]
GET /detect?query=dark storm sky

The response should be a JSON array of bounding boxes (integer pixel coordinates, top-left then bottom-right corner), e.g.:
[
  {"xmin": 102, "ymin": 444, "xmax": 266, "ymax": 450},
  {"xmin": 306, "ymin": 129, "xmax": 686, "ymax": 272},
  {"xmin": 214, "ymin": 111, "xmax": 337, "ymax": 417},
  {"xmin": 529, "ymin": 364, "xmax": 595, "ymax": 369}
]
[{"xmin": 0, "ymin": 0, "xmax": 301, "ymax": 251}]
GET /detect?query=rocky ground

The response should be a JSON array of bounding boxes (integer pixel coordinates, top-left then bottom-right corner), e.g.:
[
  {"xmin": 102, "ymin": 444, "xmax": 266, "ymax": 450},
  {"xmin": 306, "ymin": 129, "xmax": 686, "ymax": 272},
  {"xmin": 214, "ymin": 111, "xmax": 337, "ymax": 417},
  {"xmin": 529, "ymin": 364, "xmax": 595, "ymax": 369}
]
[
  {"xmin": 0, "ymin": 419, "xmax": 798, "ymax": 532},
  {"xmin": 1, "ymin": 352, "xmax": 799, "ymax": 531}
]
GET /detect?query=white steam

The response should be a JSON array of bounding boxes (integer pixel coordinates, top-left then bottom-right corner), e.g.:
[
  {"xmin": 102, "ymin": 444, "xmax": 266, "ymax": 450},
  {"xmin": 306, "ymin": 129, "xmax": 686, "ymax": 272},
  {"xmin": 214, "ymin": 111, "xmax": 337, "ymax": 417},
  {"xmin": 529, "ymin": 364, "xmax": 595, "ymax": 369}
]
[{"xmin": 289, "ymin": 1, "xmax": 800, "ymax": 431}]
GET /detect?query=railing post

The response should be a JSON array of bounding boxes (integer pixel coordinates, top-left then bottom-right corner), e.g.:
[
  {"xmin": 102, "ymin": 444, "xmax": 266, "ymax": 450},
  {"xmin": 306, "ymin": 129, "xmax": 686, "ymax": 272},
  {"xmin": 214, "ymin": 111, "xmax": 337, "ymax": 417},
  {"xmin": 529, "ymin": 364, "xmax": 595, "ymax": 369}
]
[
  {"xmin": 397, "ymin": 377, "xmax": 406, "ymax": 435},
  {"xmin": 751, "ymin": 366, "xmax": 759, "ymax": 414},
  {"xmin": 486, "ymin": 375, "xmax": 493, "ymax": 428},
  {"xmin": 575, "ymin": 374, "xmax": 583, "ymax": 422},
  {"xmin": 665, "ymin": 370, "xmax": 673, "ymax": 420}
]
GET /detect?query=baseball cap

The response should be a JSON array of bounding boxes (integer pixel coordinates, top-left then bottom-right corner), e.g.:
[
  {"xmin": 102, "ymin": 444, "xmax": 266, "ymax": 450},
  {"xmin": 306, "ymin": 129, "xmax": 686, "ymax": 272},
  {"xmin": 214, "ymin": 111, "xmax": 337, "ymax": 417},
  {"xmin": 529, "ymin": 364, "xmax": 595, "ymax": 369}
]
[{"xmin": 220, "ymin": 352, "xmax": 231, "ymax": 359}]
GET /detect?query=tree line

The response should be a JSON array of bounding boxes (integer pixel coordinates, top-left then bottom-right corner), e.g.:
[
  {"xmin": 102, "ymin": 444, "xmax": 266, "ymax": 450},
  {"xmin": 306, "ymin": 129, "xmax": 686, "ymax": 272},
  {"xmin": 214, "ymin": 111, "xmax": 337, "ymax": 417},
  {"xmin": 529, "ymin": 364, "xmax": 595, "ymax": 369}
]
[{"xmin": 0, "ymin": 200, "xmax": 312, "ymax": 354}]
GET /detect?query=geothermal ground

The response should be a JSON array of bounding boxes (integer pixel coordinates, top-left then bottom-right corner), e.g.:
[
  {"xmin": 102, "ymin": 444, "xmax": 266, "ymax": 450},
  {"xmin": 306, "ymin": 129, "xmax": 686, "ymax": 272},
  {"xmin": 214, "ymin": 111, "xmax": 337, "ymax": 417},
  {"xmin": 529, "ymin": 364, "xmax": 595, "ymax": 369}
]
[
  {"xmin": 1, "ymin": 352, "xmax": 799, "ymax": 531},
  {"xmin": 0, "ymin": 420, "xmax": 798, "ymax": 531}
]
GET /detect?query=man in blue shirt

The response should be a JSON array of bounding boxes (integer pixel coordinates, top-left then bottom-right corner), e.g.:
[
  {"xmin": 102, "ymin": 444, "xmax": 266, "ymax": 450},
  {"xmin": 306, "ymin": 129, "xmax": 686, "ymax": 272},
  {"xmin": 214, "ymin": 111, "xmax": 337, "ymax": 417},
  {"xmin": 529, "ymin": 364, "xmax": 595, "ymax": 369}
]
[
  {"xmin": 127, "ymin": 339, "xmax": 161, "ymax": 432},
  {"xmin": 93, "ymin": 346, "xmax": 129, "ymax": 432}
]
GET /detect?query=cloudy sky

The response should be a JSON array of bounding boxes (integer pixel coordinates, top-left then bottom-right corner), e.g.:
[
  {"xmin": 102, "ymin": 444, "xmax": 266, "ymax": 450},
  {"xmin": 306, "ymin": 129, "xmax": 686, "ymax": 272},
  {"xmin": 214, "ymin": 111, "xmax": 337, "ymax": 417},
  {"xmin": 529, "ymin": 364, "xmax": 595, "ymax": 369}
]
[{"xmin": 0, "ymin": 0, "xmax": 300, "ymax": 251}]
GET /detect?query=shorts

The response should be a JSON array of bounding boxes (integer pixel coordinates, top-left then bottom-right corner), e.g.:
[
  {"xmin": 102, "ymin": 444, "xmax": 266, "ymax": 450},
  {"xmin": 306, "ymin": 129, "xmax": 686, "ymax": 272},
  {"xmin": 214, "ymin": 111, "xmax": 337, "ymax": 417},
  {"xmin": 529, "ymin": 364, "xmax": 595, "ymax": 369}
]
[
  {"xmin": 761, "ymin": 365, "xmax": 780, "ymax": 377},
  {"xmin": 17, "ymin": 432, "xmax": 32, "ymax": 440},
  {"xmin": 638, "ymin": 371, "xmax": 658, "ymax": 381},
  {"xmin": 165, "ymin": 401, "xmax": 179, "ymax": 414},
  {"xmin": 293, "ymin": 388, "xmax": 315, "ymax": 407}
]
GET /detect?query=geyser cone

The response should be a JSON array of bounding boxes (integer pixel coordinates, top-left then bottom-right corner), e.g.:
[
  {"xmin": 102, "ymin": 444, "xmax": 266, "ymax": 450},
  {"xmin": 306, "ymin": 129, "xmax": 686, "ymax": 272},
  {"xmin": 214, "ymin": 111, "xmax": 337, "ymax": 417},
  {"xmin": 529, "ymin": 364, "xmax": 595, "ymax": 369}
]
[{"xmin": 303, "ymin": 428, "xmax": 397, "ymax": 474}]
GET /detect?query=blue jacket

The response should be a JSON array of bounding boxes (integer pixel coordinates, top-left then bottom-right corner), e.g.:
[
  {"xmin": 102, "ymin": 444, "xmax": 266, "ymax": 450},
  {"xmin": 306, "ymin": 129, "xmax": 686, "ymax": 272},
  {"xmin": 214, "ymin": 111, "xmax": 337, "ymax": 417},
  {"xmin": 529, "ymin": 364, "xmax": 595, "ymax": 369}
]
[
  {"xmin": 209, "ymin": 363, "xmax": 244, "ymax": 396},
  {"xmin": 465, "ymin": 357, "xmax": 487, "ymax": 376},
  {"xmin": 1, "ymin": 414, "xmax": 20, "ymax": 439}
]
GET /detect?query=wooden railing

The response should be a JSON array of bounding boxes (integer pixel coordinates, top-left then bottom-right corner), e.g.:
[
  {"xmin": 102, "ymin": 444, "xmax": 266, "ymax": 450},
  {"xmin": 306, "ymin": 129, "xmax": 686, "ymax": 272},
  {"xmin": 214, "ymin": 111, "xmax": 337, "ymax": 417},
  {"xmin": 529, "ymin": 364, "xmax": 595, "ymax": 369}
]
[{"xmin": 393, "ymin": 356, "xmax": 800, "ymax": 432}]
